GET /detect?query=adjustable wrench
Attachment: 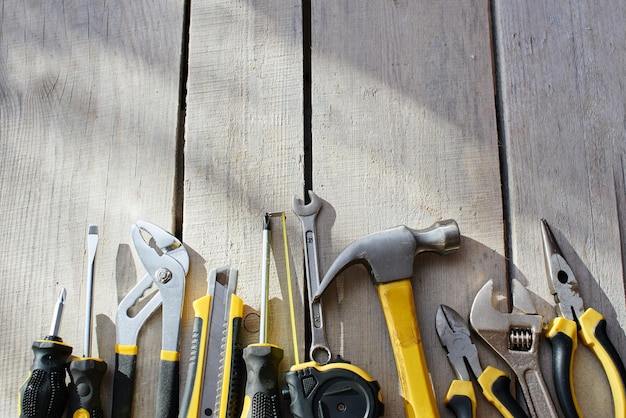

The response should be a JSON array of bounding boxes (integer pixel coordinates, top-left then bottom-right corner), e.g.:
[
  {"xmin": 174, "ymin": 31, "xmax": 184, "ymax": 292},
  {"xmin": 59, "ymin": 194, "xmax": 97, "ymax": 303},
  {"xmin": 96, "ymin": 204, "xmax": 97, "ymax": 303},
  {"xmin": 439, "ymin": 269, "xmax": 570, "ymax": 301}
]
[
  {"xmin": 470, "ymin": 279, "xmax": 558, "ymax": 418},
  {"xmin": 292, "ymin": 190, "xmax": 332, "ymax": 364}
]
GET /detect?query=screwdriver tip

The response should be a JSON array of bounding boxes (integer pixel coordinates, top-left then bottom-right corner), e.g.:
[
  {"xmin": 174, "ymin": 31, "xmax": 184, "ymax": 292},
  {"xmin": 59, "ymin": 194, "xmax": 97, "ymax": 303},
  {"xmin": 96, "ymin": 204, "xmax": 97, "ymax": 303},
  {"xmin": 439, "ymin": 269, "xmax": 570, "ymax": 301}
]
[{"xmin": 58, "ymin": 288, "xmax": 67, "ymax": 303}]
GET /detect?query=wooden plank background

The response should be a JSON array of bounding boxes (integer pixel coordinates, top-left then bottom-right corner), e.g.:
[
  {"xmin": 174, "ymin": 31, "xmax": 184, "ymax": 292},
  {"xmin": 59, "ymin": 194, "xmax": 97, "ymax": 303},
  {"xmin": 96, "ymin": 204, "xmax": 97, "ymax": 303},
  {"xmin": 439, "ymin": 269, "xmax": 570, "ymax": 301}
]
[{"xmin": 1, "ymin": 1, "xmax": 625, "ymax": 417}]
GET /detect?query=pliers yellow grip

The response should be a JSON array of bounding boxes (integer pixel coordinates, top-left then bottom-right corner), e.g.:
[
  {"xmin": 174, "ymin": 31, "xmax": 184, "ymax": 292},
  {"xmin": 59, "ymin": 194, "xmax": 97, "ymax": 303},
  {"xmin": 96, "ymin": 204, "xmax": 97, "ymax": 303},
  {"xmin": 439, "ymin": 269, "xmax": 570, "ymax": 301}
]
[
  {"xmin": 541, "ymin": 219, "xmax": 626, "ymax": 418},
  {"xmin": 436, "ymin": 305, "xmax": 529, "ymax": 418}
]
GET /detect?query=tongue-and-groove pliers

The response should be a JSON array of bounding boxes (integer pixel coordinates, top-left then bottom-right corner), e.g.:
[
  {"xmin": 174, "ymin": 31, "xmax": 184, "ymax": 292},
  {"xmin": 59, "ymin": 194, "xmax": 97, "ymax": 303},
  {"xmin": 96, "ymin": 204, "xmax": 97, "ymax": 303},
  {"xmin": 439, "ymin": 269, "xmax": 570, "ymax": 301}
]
[
  {"xmin": 112, "ymin": 220, "xmax": 190, "ymax": 418},
  {"xmin": 541, "ymin": 219, "xmax": 626, "ymax": 418}
]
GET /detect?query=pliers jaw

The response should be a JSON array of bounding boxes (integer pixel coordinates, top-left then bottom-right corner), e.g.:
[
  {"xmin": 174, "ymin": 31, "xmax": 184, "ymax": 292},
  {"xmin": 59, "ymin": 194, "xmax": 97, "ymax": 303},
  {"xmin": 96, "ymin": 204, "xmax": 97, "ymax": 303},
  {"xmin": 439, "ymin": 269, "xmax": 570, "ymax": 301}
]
[
  {"xmin": 436, "ymin": 304, "xmax": 482, "ymax": 381},
  {"xmin": 116, "ymin": 221, "xmax": 190, "ymax": 349},
  {"xmin": 540, "ymin": 219, "xmax": 585, "ymax": 323}
]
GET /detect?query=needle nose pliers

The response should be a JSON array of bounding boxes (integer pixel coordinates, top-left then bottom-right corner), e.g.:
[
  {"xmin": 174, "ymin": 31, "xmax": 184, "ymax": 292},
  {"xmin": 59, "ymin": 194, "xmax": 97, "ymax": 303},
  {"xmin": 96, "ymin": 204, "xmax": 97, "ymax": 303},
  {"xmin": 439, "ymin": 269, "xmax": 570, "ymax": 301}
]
[{"xmin": 541, "ymin": 219, "xmax": 626, "ymax": 418}]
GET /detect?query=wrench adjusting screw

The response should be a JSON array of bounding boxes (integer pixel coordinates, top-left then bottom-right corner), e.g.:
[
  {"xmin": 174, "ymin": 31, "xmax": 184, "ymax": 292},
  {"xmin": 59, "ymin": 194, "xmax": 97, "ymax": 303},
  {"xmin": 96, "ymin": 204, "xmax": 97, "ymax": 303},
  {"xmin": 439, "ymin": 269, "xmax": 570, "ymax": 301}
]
[{"xmin": 508, "ymin": 327, "xmax": 533, "ymax": 351}]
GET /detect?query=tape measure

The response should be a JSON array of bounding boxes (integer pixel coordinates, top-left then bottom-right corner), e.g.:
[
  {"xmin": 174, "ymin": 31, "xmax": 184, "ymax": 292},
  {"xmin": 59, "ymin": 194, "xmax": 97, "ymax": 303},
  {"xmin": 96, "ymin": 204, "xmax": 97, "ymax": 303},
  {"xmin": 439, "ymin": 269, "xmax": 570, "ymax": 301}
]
[{"xmin": 276, "ymin": 213, "xmax": 384, "ymax": 418}]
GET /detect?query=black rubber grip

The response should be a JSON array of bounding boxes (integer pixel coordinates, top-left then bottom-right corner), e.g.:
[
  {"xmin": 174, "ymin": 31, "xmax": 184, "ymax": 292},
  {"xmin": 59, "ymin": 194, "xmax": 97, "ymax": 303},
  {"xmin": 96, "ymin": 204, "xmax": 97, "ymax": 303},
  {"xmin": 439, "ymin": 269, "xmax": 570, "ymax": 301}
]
[
  {"xmin": 112, "ymin": 352, "xmax": 137, "ymax": 418},
  {"xmin": 227, "ymin": 317, "xmax": 245, "ymax": 418},
  {"xmin": 548, "ymin": 331, "xmax": 579, "ymax": 418},
  {"xmin": 66, "ymin": 358, "xmax": 107, "ymax": 418},
  {"xmin": 19, "ymin": 339, "xmax": 72, "ymax": 418},
  {"xmin": 156, "ymin": 357, "xmax": 179, "ymax": 418},
  {"xmin": 242, "ymin": 344, "xmax": 283, "ymax": 418},
  {"xmin": 489, "ymin": 375, "xmax": 529, "ymax": 418},
  {"xmin": 594, "ymin": 318, "xmax": 626, "ymax": 387},
  {"xmin": 446, "ymin": 394, "xmax": 473, "ymax": 418},
  {"xmin": 179, "ymin": 316, "xmax": 203, "ymax": 418}
]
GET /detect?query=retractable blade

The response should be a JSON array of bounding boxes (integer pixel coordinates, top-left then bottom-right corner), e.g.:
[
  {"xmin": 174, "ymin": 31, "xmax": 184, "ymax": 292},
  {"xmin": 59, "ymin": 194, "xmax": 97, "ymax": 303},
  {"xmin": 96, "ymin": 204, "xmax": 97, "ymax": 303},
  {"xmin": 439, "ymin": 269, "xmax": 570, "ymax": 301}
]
[{"xmin": 180, "ymin": 266, "xmax": 245, "ymax": 418}]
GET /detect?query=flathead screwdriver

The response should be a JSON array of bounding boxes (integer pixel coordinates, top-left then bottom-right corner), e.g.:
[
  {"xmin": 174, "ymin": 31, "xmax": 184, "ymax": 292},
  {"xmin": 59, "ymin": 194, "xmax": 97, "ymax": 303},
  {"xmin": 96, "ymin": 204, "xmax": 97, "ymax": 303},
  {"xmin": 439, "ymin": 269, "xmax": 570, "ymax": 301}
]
[
  {"xmin": 66, "ymin": 225, "xmax": 107, "ymax": 418},
  {"xmin": 241, "ymin": 214, "xmax": 284, "ymax": 418},
  {"xmin": 19, "ymin": 288, "xmax": 73, "ymax": 418}
]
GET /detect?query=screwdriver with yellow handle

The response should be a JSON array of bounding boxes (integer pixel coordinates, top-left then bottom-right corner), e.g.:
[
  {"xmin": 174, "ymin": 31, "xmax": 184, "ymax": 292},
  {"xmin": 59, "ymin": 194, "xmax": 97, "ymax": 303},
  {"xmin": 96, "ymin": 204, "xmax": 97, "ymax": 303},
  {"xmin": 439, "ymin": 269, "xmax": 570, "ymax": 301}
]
[
  {"xmin": 66, "ymin": 225, "xmax": 107, "ymax": 418},
  {"xmin": 541, "ymin": 219, "xmax": 626, "ymax": 418},
  {"xmin": 19, "ymin": 288, "xmax": 73, "ymax": 418},
  {"xmin": 240, "ymin": 214, "xmax": 284, "ymax": 418}
]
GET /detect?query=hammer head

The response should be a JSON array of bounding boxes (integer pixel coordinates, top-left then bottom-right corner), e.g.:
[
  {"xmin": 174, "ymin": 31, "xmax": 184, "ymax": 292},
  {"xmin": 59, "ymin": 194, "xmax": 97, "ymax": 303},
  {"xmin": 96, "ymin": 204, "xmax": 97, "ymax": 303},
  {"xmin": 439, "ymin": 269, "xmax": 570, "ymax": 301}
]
[{"xmin": 313, "ymin": 219, "xmax": 460, "ymax": 300}]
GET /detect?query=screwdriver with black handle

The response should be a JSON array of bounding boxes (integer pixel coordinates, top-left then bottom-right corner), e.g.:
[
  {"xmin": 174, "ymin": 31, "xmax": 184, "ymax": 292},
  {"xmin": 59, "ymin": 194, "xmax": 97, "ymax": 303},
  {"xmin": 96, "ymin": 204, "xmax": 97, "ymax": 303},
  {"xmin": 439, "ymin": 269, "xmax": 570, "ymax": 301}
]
[
  {"xmin": 66, "ymin": 225, "xmax": 107, "ymax": 418},
  {"xmin": 19, "ymin": 288, "xmax": 73, "ymax": 418},
  {"xmin": 240, "ymin": 214, "xmax": 284, "ymax": 418}
]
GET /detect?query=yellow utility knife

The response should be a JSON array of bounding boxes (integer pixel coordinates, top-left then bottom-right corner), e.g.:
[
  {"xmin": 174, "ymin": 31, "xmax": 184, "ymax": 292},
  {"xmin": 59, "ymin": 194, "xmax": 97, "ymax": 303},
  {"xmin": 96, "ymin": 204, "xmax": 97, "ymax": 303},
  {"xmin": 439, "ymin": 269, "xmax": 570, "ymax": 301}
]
[{"xmin": 180, "ymin": 266, "xmax": 244, "ymax": 418}]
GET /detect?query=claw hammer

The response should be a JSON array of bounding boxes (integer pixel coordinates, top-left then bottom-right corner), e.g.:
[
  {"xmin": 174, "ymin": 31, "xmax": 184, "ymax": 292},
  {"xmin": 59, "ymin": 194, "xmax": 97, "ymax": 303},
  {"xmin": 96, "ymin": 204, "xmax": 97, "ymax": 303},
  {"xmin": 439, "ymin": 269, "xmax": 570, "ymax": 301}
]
[{"xmin": 313, "ymin": 220, "xmax": 460, "ymax": 418}]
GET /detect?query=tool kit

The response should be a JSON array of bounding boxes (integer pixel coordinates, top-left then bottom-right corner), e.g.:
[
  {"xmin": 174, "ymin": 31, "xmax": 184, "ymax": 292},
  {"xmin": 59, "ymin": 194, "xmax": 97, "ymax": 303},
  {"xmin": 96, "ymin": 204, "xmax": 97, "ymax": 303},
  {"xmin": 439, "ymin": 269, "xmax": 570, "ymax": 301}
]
[{"xmin": 17, "ymin": 191, "xmax": 626, "ymax": 418}]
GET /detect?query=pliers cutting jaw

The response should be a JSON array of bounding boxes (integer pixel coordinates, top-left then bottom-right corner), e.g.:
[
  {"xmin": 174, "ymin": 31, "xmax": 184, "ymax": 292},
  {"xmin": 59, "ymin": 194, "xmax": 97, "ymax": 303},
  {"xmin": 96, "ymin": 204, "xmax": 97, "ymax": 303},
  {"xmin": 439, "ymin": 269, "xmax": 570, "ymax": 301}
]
[
  {"xmin": 437, "ymin": 305, "xmax": 528, "ymax": 418},
  {"xmin": 112, "ymin": 221, "xmax": 190, "ymax": 418}
]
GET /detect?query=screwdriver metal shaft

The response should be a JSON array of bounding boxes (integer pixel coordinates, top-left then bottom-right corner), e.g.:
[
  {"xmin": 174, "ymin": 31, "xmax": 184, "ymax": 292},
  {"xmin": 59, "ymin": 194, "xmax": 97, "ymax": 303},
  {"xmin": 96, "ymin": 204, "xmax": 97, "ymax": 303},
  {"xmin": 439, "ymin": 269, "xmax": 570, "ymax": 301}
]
[
  {"xmin": 19, "ymin": 289, "xmax": 73, "ymax": 418},
  {"xmin": 67, "ymin": 225, "xmax": 107, "ymax": 418},
  {"xmin": 241, "ymin": 214, "xmax": 284, "ymax": 418}
]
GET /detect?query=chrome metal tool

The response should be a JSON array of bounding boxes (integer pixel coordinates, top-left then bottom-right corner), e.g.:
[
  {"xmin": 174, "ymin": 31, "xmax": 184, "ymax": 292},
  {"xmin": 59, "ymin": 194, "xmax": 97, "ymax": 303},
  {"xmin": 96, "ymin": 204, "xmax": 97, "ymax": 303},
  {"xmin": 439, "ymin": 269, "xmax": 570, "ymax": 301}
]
[
  {"xmin": 470, "ymin": 279, "xmax": 558, "ymax": 418},
  {"xmin": 112, "ymin": 221, "xmax": 189, "ymax": 418}
]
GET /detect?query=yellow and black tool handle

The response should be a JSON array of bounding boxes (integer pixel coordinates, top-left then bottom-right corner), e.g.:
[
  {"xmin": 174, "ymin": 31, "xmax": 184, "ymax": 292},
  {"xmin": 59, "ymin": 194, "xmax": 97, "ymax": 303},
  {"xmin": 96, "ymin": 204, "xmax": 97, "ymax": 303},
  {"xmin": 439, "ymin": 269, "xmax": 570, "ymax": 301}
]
[
  {"xmin": 579, "ymin": 308, "xmax": 626, "ymax": 418},
  {"xmin": 546, "ymin": 316, "xmax": 580, "ymax": 417},
  {"xmin": 180, "ymin": 298, "xmax": 210, "ymax": 418},
  {"xmin": 477, "ymin": 366, "xmax": 529, "ymax": 418},
  {"xmin": 19, "ymin": 338, "xmax": 73, "ymax": 418},
  {"xmin": 111, "ymin": 345, "xmax": 138, "ymax": 418},
  {"xmin": 224, "ymin": 317, "xmax": 245, "ymax": 417},
  {"xmin": 444, "ymin": 380, "xmax": 475, "ymax": 418},
  {"xmin": 241, "ymin": 344, "xmax": 284, "ymax": 418},
  {"xmin": 156, "ymin": 350, "xmax": 180, "ymax": 418},
  {"xmin": 548, "ymin": 309, "xmax": 626, "ymax": 418},
  {"xmin": 180, "ymin": 293, "xmax": 245, "ymax": 418},
  {"xmin": 66, "ymin": 357, "xmax": 107, "ymax": 418},
  {"xmin": 284, "ymin": 360, "xmax": 384, "ymax": 418}
]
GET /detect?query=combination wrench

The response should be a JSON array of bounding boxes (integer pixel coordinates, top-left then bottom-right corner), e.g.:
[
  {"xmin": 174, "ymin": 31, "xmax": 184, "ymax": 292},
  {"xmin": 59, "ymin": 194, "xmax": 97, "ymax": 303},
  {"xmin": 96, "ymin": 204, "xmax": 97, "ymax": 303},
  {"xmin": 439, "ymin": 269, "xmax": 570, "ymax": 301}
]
[{"xmin": 292, "ymin": 190, "xmax": 332, "ymax": 364}]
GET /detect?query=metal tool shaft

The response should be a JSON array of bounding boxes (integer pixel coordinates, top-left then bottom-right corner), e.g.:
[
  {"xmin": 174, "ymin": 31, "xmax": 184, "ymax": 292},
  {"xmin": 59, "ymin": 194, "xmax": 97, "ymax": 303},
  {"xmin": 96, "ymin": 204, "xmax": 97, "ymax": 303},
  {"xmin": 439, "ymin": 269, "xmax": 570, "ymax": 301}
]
[
  {"xmin": 49, "ymin": 288, "xmax": 66, "ymax": 337},
  {"xmin": 259, "ymin": 214, "xmax": 271, "ymax": 344},
  {"xmin": 85, "ymin": 224, "xmax": 99, "ymax": 357}
]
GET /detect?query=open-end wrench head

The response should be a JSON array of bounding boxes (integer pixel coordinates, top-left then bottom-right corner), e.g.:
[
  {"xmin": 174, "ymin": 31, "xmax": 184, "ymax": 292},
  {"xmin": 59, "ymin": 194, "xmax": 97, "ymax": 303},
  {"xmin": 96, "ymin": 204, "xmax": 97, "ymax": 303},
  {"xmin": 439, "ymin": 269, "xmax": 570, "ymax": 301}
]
[{"xmin": 292, "ymin": 190, "xmax": 323, "ymax": 217}]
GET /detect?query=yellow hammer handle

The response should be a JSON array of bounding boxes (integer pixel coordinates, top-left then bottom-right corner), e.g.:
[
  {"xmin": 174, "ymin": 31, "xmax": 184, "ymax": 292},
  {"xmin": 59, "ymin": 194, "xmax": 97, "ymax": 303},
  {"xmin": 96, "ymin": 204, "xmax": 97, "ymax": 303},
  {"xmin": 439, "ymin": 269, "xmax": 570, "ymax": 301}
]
[{"xmin": 378, "ymin": 280, "xmax": 439, "ymax": 418}]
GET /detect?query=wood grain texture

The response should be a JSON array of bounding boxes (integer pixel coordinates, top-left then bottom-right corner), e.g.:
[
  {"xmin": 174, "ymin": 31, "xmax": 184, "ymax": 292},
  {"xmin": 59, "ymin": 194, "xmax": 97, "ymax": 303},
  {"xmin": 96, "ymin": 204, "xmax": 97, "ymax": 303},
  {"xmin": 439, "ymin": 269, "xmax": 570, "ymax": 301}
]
[
  {"xmin": 181, "ymin": 2, "xmax": 304, "ymax": 414},
  {"xmin": 0, "ymin": 0, "xmax": 183, "ymax": 416},
  {"xmin": 494, "ymin": 1, "xmax": 626, "ymax": 416},
  {"xmin": 309, "ymin": 1, "xmax": 504, "ymax": 416}
]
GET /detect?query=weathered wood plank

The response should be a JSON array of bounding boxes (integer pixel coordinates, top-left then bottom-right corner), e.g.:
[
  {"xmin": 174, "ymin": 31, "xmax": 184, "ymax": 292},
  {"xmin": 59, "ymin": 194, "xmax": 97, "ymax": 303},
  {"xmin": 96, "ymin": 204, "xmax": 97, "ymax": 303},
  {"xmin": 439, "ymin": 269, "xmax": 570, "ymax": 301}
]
[
  {"xmin": 309, "ymin": 1, "xmax": 503, "ymax": 416},
  {"xmin": 495, "ymin": 1, "xmax": 626, "ymax": 416},
  {"xmin": 0, "ymin": 1, "xmax": 183, "ymax": 416},
  {"xmin": 182, "ymin": 0, "xmax": 304, "ymax": 414}
]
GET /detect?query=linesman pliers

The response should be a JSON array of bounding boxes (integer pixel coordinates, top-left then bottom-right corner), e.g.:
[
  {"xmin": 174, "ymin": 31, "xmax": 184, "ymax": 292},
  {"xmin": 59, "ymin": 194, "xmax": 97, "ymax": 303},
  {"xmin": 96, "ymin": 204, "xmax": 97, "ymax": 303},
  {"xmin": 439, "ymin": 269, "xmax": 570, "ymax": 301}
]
[
  {"xmin": 436, "ymin": 304, "xmax": 528, "ymax": 418},
  {"xmin": 111, "ymin": 221, "xmax": 189, "ymax": 418},
  {"xmin": 541, "ymin": 219, "xmax": 626, "ymax": 418}
]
